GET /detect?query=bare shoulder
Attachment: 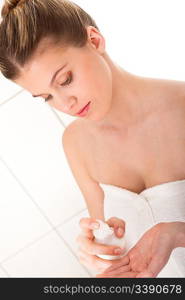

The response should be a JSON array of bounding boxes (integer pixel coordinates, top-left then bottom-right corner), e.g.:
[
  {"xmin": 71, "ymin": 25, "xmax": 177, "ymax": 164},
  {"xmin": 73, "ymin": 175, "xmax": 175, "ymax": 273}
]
[
  {"xmin": 62, "ymin": 118, "xmax": 91, "ymax": 140},
  {"xmin": 156, "ymin": 77, "xmax": 185, "ymax": 97},
  {"xmin": 163, "ymin": 78, "xmax": 185, "ymax": 108},
  {"xmin": 62, "ymin": 119, "xmax": 93, "ymax": 156},
  {"xmin": 62, "ymin": 119, "xmax": 82, "ymax": 150},
  {"xmin": 62, "ymin": 119, "xmax": 104, "ymax": 219},
  {"xmin": 164, "ymin": 78, "xmax": 185, "ymax": 95},
  {"xmin": 62, "ymin": 119, "xmax": 80, "ymax": 141},
  {"xmin": 141, "ymin": 76, "xmax": 185, "ymax": 111},
  {"xmin": 62, "ymin": 119, "xmax": 90, "ymax": 176}
]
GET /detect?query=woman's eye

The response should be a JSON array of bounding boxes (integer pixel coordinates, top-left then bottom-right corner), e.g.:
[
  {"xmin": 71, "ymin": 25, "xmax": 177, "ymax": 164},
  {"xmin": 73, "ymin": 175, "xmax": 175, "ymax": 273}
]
[
  {"xmin": 44, "ymin": 73, "xmax": 72, "ymax": 102},
  {"xmin": 61, "ymin": 72, "xmax": 72, "ymax": 86}
]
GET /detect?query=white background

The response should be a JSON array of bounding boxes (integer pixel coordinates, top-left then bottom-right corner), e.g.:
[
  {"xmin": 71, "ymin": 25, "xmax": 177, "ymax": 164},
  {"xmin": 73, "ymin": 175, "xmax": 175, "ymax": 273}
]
[{"xmin": 0, "ymin": 0, "xmax": 184, "ymax": 277}]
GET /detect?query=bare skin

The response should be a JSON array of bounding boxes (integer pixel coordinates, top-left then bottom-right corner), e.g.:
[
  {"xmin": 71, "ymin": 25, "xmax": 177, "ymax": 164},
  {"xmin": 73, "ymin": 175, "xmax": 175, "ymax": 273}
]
[
  {"xmin": 75, "ymin": 77, "xmax": 185, "ymax": 277},
  {"xmin": 14, "ymin": 25, "xmax": 185, "ymax": 277},
  {"xmin": 96, "ymin": 222, "xmax": 185, "ymax": 278},
  {"xmin": 76, "ymin": 75, "xmax": 185, "ymax": 192}
]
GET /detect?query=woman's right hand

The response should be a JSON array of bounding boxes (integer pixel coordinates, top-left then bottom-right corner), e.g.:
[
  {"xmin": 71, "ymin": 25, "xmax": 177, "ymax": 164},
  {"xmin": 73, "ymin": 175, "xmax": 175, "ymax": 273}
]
[{"xmin": 76, "ymin": 217, "xmax": 129, "ymax": 273}]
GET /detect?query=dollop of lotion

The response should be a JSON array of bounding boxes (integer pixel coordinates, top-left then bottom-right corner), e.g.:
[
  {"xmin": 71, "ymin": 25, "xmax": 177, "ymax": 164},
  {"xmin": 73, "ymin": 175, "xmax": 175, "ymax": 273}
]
[{"xmin": 93, "ymin": 219, "xmax": 125, "ymax": 260}]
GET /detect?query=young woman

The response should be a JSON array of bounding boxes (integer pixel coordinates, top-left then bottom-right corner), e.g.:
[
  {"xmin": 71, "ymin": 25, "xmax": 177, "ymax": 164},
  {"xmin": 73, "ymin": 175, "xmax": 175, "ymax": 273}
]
[{"xmin": 1, "ymin": 0, "xmax": 185, "ymax": 278}]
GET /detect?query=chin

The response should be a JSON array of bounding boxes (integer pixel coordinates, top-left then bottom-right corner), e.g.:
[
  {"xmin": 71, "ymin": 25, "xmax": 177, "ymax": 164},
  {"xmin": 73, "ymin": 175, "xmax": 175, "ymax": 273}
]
[
  {"xmin": 86, "ymin": 101, "xmax": 111, "ymax": 123},
  {"xmin": 89, "ymin": 113, "xmax": 109, "ymax": 124}
]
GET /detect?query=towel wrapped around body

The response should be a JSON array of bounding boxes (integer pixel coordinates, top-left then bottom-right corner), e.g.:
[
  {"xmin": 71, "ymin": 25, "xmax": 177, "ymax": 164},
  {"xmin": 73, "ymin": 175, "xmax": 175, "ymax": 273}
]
[{"xmin": 100, "ymin": 179, "xmax": 185, "ymax": 277}]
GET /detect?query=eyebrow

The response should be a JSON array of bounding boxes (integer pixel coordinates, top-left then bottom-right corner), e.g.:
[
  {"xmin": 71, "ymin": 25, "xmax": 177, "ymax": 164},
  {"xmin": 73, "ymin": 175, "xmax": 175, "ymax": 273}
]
[{"xmin": 32, "ymin": 63, "xmax": 68, "ymax": 97}]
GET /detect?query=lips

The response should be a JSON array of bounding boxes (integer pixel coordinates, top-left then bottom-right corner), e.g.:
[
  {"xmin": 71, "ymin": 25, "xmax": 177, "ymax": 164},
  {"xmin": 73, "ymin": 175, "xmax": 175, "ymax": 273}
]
[{"xmin": 76, "ymin": 102, "xmax": 91, "ymax": 116}]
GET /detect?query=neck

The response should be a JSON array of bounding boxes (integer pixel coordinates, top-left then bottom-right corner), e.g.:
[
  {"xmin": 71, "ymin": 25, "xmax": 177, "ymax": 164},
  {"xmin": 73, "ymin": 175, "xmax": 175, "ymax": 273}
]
[{"xmin": 95, "ymin": 53, "xmax": 149, "ymax": 131}]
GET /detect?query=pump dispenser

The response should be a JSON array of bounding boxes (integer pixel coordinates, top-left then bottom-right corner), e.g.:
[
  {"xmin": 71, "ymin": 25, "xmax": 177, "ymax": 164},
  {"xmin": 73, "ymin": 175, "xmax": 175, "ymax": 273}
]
[{"xmin": 93, "ymin": 219, "xmax": 126, "ymax": 260}]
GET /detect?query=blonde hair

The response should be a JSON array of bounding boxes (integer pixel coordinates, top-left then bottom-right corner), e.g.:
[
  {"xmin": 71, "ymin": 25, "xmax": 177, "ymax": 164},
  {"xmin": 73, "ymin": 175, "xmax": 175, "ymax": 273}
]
[{"xmin": 0, "ymin": 0, "xmax": 99, "ymax": 80}]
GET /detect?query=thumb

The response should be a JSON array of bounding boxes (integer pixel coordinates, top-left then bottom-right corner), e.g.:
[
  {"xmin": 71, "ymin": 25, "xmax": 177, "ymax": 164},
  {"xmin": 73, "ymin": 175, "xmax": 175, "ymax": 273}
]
[{"xmin": 106, "ymin": 217, "xmax": 125, "ymax": 238}]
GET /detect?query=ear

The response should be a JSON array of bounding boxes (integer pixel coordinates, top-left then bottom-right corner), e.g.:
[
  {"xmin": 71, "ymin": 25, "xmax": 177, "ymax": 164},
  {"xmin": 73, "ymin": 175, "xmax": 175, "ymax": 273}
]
[{"xmin": 86, "ymin": 26, "xmax": 106, "ymax": 54}]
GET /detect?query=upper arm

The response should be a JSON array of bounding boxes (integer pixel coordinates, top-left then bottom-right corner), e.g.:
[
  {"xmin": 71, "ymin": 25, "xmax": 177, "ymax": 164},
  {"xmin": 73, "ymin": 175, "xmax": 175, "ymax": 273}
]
[{"xmin": 62, "ymin": 122, "xmax": 104, "ymax": 220}]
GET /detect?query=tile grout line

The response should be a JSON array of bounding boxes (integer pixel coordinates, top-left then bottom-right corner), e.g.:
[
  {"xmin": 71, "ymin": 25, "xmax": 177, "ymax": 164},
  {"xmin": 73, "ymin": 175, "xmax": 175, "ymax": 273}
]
[
  {"xmin": 1, "ymin": 226, "xmax": 91, "ymax": 278},
  {"xmin": 54, "ymin": 227, "xmax": 92, "ymax": 278},
  {"xmin": 0, "ymin": 226, "xmax": 91, "ymax": 277},
  {"xmin": 0, "ymin": 264, "xmax": 11, "ymax": 277},
  {"xmin": 0, "ymin": 87, "xmax": 90, "ymax": 276},
  {"xmin": 53, "ymin": 207, "xmax": 87, "ymax": 229},
  {"xmin": 44, "ymin": 101, "xmax": 90, "ymax": 275},
  {"xmin": 0, "ymin": 152, "xmax": 84, "ymax": 232},
  {"xmin": 53, "ymin": 208, "xmax": 92, "ymax": 277},
  {"xmin": 0, "ymin": 217, "xmax": 91, "ymax": 277},
  {"xmin": 0, "ymin": 86, "xmax": 70, "ymax": 131},
  {"xmin": 0, "ymin": 156, "xmax": 88, "ymax": 231},
  {"xmin": 0, "ymin": 89, "xmax": 24, "ymax": 106},
  {"xmin": 0, "ymin": 88, "xmax": 69, "ymax": 130},
  {"xmin": 0, "ymin": 228, "xmax": 54, "ymax": 265},
  {"xmin": 48, "ymin": 106, "xmax": 67, "ymax": 129},
  {"xmin": 0, "ymin": 156, "xmax": 91, "ymax": 276},
  {"xmin": 0, "ymin": 207, "xmax": 88, "ymax": 264},
  {"xmin": 0, "ymin": 155, "xmax": 58, "ymax": 228},
  {"xmin": 0, "ymin": 206, "xmax": 90, "ymax": 276}
]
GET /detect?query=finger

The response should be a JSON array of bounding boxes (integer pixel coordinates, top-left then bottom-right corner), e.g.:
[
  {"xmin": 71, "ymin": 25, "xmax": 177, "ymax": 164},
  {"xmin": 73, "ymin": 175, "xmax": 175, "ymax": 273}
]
[
  {"xmin": 101, "ymin": 264, "xmax": 131, "ymax": 276},
  {"xmin": 79, "ymin": 217, "xmax": 100, "ymax": 239},
  {"xmin": 96, "ymin": 271, "xmax": 138, "ymax": 278},
  {"xmin": 103, "ymin": 255, "xmax": 130, "ymax": 273},
  {"xmin": 78, "ymin": 249, "xmax": 114, "ymax": 273},
  {"xmin": 136, "ymin": 271, "xmax": 154, "ymax": 278},
  {"xmin": 106, "ymin": 217, "xmax": 125, "ymax": 238},
  {"xmin": 77, "ymin": 235, "xmax": 125, "ymax": 256}
]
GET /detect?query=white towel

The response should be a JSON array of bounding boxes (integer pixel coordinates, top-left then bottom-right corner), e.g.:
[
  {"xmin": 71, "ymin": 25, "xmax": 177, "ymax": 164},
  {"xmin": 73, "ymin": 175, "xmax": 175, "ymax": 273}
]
[{"xmin": 100, "ymin": 179, "xmax": 185, "ymax": 277}]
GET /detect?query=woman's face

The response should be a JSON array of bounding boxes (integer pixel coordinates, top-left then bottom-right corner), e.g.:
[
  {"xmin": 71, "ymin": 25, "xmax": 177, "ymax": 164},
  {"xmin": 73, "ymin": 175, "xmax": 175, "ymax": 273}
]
[{"xmin": 15, "ymin": 28, "xmax": 113, "ymax": 122}]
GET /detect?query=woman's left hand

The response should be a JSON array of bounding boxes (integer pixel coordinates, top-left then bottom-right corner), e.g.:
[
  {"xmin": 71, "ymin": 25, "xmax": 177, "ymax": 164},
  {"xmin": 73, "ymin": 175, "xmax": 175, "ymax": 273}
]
[{"xmin": 96, "ymin": 222, "xmax": 182, "ymax": 278}]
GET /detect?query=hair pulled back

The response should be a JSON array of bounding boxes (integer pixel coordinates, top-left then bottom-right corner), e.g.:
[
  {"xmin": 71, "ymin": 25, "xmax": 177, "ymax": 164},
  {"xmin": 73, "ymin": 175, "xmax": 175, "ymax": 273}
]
[{"xmin": 0, "ymin": 0, "xmax": 99, "ymax": 80}]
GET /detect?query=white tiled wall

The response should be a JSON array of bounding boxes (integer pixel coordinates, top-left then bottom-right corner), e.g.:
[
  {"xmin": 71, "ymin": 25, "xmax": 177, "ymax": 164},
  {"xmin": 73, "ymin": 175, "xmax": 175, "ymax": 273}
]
[
  {"xmin": 0, "ymin": 267, "xmax": 8, "ymax": 277},
  {"xmin": 0, "ymin": 91, "xmax": 87, "ymax": 226},
  {"xmin": 58, "ymin": 209, "xmax": 97, "ymax": 277},
  {"xmin": 0, "ymin": 74, "xmax": 23, "ymax": 105},
  {"xmin": 0, "ymin": 0, "xmax": 94, "ymax": 279},
  {"xmin": 0, "ymin": 0, "xmax": 184, "ymax": 279},
  {"xmin": 2, "ymin": 231, "xmax": 89, "ymax": 278},
  {"xmin": 0, "ymin": 65, "xmax": 90, "ymax": 277}
]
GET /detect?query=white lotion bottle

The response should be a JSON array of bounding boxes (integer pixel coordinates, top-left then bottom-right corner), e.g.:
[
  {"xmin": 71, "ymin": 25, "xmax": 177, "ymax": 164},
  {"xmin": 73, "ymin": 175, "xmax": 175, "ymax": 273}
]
[{"xmin": 93, "ymin": 219, "xmax": 126, "ymax": 260}]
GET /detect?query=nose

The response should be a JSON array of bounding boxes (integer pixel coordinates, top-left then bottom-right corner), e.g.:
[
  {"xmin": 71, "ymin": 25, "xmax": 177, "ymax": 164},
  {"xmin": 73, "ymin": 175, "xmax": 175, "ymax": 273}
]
[{"xmin": 61, "ymin": 97, "xmax": 77, "ymax": 114}]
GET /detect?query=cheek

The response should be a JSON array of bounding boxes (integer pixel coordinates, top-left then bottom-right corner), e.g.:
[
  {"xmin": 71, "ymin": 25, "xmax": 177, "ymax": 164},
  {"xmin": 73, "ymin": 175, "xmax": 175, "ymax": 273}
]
[
  {"xmin": 96, "ymin": 58, "xmax": 112, "ymax": 93},
  {"xmin": 81, "ymin": 53, "xmax": 112, "ymax": 93},
  {"xmin": 94, "ymin": 65, "xmax": 113, "ymax": 107},
  {"xmin": 76, "ymin": 56, "xmax": 113, "ymax": 110},
  {"xmin": 90, "ymin": 75, "xmax": 113, "ymax": 121}
]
